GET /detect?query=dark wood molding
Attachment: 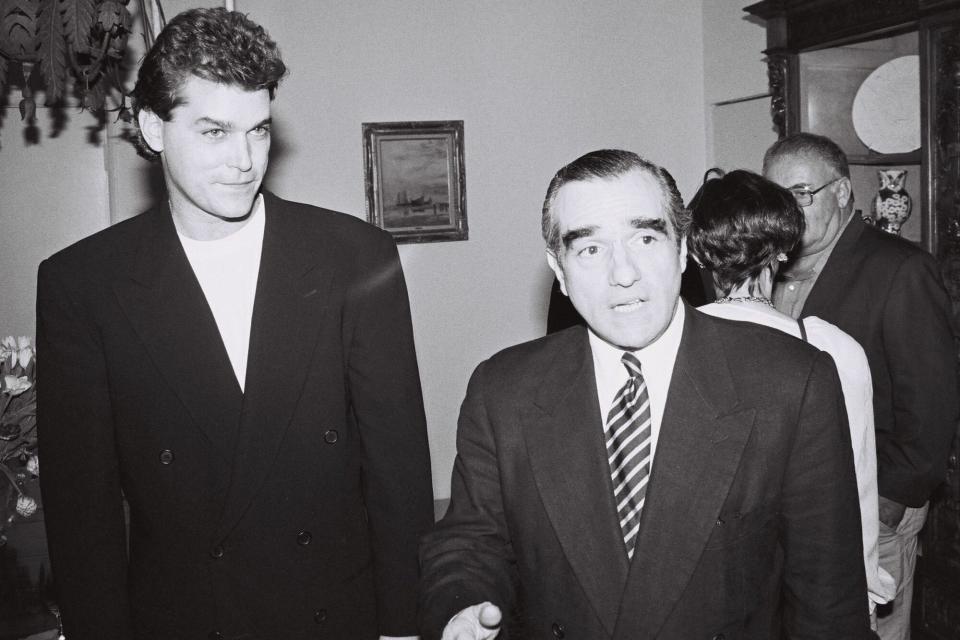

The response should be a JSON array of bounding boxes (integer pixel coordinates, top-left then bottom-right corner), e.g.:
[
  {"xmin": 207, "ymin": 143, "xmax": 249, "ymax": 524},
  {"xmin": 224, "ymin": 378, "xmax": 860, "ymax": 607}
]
[{"xmin": 745, "ymin": 0, "xmax": 960, "ymax": 50}]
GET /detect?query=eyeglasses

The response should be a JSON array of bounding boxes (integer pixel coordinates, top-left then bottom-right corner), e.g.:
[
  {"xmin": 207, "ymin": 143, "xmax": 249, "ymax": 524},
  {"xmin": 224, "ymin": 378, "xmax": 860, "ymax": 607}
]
[{"xmin": 788, "ymin": 177, "xmax": 842, "ymax": 207}]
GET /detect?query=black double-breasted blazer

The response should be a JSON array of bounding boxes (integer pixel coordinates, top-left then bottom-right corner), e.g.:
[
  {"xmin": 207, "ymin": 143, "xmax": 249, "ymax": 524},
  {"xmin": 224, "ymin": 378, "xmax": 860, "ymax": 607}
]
[
  {"xmin": 37, "ymin": 192, "xmax": 434, "ymax": 639},
  {"xmin": 420, "ymin": 307, "xmax": 871, "ymax": 639}
]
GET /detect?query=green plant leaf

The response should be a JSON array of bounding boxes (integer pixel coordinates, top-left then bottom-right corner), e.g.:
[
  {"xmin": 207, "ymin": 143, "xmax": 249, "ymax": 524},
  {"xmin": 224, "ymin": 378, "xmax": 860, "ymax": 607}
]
[
  {"xmin": 36, "ymin": 0, "xmax": 67, "ymax": 104},
  {"xmin": 60, "ymin": 0, "xmax": 94, "ymax": 52}
]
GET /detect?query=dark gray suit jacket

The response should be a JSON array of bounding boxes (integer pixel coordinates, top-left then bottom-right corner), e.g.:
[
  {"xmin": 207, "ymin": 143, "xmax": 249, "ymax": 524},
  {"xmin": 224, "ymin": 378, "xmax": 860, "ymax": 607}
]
[
  {"xmin": 799, "ymin": 215, "xmax": 958, "ymax": 507},
  {"xmin": 421, "ymin": 306, "xmax": 870, "ymax": 639}
]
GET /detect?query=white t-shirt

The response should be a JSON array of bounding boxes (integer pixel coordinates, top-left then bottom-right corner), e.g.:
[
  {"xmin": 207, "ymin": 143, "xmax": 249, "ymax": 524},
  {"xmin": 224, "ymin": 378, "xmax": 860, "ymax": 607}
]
[{"xmin": 178, "ymin": 196, "xmax": 265, "ymax": 392}]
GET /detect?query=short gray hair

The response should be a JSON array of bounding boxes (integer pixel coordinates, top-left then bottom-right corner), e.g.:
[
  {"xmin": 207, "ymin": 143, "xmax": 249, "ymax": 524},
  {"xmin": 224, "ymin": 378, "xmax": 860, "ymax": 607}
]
[{"xmin": 762, "ymin": 132, "xmax": 850, "ymax": 179}]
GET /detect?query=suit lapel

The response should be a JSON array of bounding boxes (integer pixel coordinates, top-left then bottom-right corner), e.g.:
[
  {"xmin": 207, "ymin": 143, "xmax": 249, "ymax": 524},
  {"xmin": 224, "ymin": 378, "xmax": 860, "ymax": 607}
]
[
  {"xmin": 216, "ymin": 192, "xmax": 336, "ymax": 538},
  {"xmin": 521, "ymin": 329, "xmax": 628, "ymax": 637},
  {"xmin": 614, "ymin": 308, "xmax": 756, "ymax": 639},
  {"xmin": 113, "ymin": 204, "xmax": 242, "ymax": 459},
  {"xmin": 800, "ymin": 214, "xmax": 865, "ymax": 318}
]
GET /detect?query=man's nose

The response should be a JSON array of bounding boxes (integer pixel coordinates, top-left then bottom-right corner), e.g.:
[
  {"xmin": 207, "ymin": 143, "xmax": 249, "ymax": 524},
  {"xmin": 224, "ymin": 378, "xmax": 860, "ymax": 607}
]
[
  {"xmin": 609, "ymin": 245, "xmax": 640, "ymax": 287},
  {"xmin": 226, "ymin": 135, "xmax": 253, "ymax": 171}
]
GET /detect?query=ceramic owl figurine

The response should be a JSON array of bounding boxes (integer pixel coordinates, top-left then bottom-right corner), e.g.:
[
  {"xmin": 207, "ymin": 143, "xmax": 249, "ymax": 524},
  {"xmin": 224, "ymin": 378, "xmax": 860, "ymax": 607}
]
[{"xmin": 872, "ymin": 169, "xmax": 912, "ymax": 236}]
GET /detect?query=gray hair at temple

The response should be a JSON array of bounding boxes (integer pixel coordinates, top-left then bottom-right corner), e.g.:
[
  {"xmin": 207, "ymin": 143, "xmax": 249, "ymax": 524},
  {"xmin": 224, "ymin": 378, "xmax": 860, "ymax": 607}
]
[
  {"xmin": 762, "ymin": 132, "xmax": 850, "ymax": 179},
  {"xmin": 540, "ymin": 149, "xmax": 688, "ymax": 256}
]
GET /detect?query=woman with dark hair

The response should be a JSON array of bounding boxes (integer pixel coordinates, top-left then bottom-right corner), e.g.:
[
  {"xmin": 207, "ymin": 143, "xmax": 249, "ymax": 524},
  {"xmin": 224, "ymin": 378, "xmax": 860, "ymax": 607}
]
[{"xmin": 688, "ymin": 169, "xmax": 895, "ymax": 630}]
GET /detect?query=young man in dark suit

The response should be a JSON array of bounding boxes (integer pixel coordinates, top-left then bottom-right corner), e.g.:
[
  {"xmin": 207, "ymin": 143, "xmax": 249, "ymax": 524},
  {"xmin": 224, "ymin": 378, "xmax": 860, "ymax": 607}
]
[
  {"xmin": 37, "ymin": 8, "xmax": 433, "ymax": 639},
  {"xmin": 420, "ymin": 149, "xmax": 871, "ymax": 639},
  {"xmin": 764, "ymin": 132, "xmax": 958, "ymax": 640}
]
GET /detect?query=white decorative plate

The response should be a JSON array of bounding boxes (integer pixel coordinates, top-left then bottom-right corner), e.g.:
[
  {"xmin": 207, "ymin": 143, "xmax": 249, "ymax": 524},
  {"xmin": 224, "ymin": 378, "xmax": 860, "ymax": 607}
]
[{"xmin": 851, "ymin": 54, "xmax": 920, "ymax": 154}]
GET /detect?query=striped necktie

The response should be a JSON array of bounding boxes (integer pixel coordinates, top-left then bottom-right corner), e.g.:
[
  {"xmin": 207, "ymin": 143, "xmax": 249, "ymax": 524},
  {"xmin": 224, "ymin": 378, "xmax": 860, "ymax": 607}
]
[{"xmin": 605, "ymin": 352, "xmax": 652, "ymax": 559}]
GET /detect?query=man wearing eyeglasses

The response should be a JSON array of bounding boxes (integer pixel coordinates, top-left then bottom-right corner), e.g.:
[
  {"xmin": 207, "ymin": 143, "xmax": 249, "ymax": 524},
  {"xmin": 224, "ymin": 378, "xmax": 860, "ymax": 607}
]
[{"xmin": 763, "ymin": 132, "xmax": 958, "ymax": 640}]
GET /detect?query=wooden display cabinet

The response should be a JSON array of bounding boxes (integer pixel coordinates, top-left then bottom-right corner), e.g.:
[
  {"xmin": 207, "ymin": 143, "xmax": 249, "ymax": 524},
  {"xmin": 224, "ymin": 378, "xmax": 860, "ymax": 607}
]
[{"xmin": 743, "ymin": 1, "xmax": 960, "ymax": 638}]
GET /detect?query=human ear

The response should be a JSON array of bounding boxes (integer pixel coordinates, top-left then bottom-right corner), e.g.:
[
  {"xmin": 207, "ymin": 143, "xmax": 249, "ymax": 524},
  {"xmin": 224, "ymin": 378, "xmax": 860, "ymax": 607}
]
[
  {"xmin": 138, "ymin": 109, "xmax": 164, "ymax": 153},
  {"xmin": 546, "ymin": 250, "xmax": 568, "ymax": 296},
  {"xmin": 836, "ymin": 177, "xmax": 853, "ymax": 209}
]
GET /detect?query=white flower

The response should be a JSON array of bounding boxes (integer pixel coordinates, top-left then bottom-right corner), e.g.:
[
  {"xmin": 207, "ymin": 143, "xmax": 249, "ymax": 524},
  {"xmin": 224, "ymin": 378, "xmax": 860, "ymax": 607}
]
[
  {"xmin": 3, "ymin": 375, "xmax": 32, "ymax": 396},
  {"xmin": 15, "ymin": 336, "xmax": 33, "ymax": 368},
  {"xmin": 26, "ymin": 455, "xmax": 39, "ymax": 477},
  {"xmin": 15, "ymin": 495, "xmax": 37, "ymax": 518},
  {"xmin": 0, "ymin": 336, "xmax": 33, "ymax": 369}
]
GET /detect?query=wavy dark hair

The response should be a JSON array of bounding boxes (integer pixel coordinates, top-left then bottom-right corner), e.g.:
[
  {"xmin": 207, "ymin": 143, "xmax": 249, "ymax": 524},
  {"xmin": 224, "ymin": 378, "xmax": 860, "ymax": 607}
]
[
  {"xmin": 131, "ymin": 8, "xmax": 287, "ymax": 159},
  {"xmin": 541, "ymin": 149, "xmax": 688, "ymax": 255},
  {"xmin": 687, "ymin": 169, "xmax": 805, "ymax": 296}
]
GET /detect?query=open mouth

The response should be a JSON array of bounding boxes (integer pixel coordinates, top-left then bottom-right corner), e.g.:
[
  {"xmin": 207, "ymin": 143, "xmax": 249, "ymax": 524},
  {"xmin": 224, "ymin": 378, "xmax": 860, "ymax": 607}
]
[{"xmin": 612, "ymin": 298, "xmax": 644, "ymax": 313}]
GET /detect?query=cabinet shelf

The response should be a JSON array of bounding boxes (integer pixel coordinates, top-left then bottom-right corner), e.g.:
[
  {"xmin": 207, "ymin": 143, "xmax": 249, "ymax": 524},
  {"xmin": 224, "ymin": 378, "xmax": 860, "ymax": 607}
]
[{"xmin": 847, "ymin": 151, "xmax": 921, "ymax": 166}]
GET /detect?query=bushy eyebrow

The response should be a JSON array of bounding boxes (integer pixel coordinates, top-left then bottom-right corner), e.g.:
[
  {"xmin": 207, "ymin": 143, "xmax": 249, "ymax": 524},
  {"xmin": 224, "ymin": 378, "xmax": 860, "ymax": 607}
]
[
  {"xmin": 631, "ymin": 217, "xmax": 668, "ymax": 234},
  {"xmin": 195, "ymin": 117, "xmax": 231, "ymax": 129},
  {"xmin": 561, "ymin": 217, "xmax": 669, "ymax": 249},
  {"xmin": 562, "ymin": 225, "xmax": 598, "ymax": 249}
]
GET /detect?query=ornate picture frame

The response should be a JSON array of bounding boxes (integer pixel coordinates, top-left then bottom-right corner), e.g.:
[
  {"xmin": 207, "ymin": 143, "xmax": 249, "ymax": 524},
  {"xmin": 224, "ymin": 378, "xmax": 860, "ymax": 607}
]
[{"xmin": 363, "ymin": 120, "xmax": 468, "ymax": 244}]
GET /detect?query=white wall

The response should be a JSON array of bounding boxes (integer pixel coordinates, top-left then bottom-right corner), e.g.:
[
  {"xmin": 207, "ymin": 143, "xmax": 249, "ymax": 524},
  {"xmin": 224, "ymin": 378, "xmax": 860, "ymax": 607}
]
[
  {"xmin": 250, "ymin": 0, "xmax": 707, "ymax": 497},
  {"xmin": 703, "ymin": 1, "xmax": 768, "ymax": 105},
  {"xmin": 1, "ymin": 0, "xmax": 728, "ymax": 499},
  {"xmin": 702, "ymin": 1, "xmax": 773, "ymax": 172},
  {"xmin": 0, "ymin": 114, "xmax": 111, "ymax": 336}
]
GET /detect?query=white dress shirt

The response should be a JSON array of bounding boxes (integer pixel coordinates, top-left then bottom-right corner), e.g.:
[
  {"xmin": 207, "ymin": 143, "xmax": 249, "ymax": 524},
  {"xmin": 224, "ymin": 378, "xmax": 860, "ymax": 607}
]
[{"xmin": 588, "ymin": 302, "xmax": 685, "ymax": 471}]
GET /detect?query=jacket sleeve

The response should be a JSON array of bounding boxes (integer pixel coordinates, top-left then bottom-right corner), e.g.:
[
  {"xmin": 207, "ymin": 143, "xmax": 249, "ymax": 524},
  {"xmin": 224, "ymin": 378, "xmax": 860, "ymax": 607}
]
[
  {"xmin": 877, "ymin": 251, "xmax": 959, "ymax": 507},
  {"xmin": 418, "ymin": 360, "xmax": 518, "ymax": 640},
  {"xmin": 781, "ymin": 352, "xmax": 872, "ymax": 638},
  {"xmin": 36, "ymin": 258, "xmax": 133, "ymax": 640},
  {"xmin": 344, "ymin": 234, "xmax": 434, "ymax": 636}
]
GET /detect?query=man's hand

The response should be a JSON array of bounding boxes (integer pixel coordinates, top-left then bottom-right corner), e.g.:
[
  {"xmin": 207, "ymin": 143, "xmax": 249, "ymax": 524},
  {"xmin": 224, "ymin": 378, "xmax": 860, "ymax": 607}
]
[
  {"xmin": 441, "ymin": 602, "xmax": 502, "ymax": 640},
  {"xmin": 878, "ymin": 496, "xmax": 907, "ymax": 529}
]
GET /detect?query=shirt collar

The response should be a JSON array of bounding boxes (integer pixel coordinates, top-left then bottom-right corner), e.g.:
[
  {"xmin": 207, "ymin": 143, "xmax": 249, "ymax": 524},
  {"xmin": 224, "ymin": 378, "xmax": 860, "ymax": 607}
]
[{"xmin": 589, "ymin": 301, "xmax": 685, "ymax": 383}]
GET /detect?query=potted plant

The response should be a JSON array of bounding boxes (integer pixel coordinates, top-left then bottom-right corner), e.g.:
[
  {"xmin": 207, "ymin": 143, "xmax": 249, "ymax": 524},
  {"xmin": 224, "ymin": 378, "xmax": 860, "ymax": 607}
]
[
  {"xmin": 0, "ymin": 0, "xmax": 164, "ymax": 127},
  {"xmin": 0, "ymin": 336, "xmax": 37, "ymax": 544}
]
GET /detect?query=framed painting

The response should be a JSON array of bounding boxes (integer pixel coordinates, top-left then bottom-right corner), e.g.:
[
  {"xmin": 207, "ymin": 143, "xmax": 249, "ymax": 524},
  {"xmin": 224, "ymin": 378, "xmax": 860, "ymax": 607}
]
[{"xmin": 363, "ymin": 120, "xmax": 467, "ymax": 243}]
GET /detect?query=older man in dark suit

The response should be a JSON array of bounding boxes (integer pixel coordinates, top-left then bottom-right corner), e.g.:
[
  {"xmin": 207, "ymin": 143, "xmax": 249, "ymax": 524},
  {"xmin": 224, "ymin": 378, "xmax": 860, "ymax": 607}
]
[
  {"xmin": 419, "ymin": 149, "xmax": 871, "ymax": 639},
  {"xmin": 37, "ymin": 8, "xmax": 432, "ymax": 640},
  {"xmin": 764, "ymin": 132, "xmax": 958, "ymax": 640}
]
